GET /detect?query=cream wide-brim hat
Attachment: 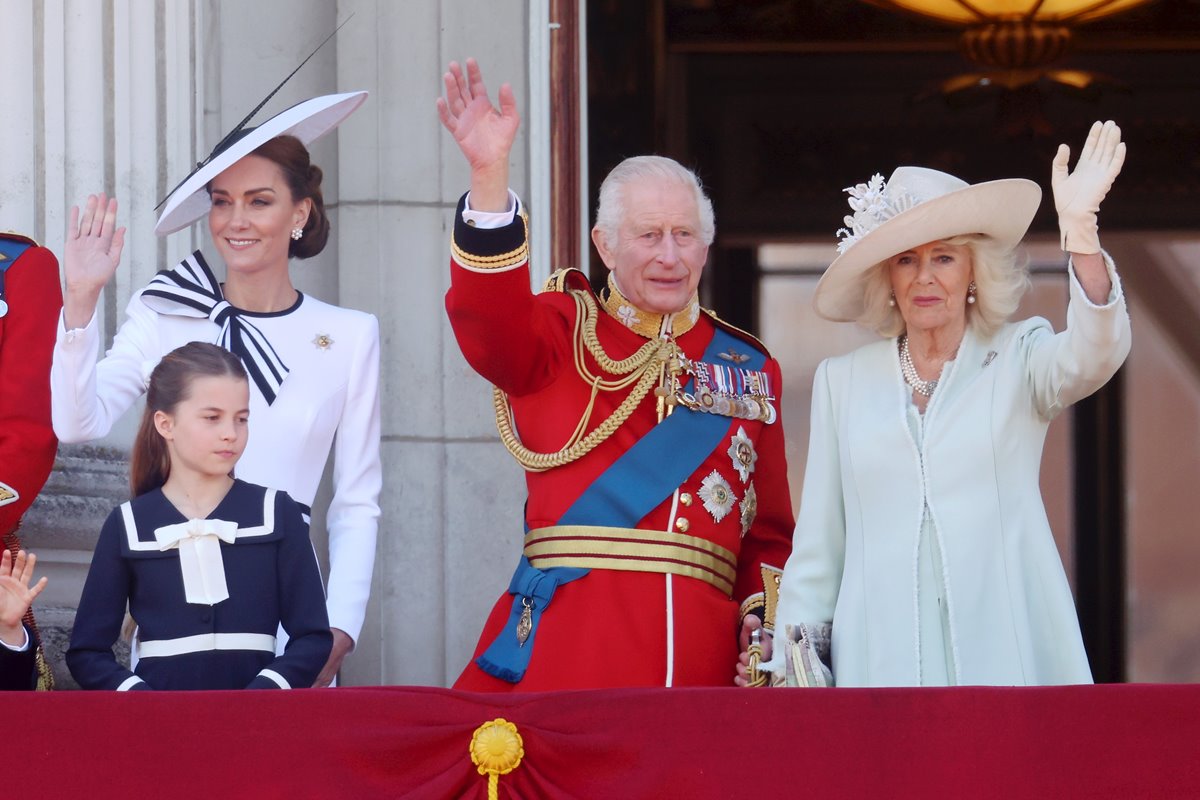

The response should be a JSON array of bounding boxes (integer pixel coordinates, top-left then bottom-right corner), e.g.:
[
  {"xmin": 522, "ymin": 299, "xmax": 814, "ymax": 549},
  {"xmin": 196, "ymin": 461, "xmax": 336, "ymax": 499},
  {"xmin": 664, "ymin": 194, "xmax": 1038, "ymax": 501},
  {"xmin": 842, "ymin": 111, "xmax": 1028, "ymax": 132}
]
[
  {"xmin": 813, "ymin": 166, "xmax": 1042, "ymax": 322},
  {"xmin": 154, "ymin": 90, "xmax": 368, "ymax": 236}
]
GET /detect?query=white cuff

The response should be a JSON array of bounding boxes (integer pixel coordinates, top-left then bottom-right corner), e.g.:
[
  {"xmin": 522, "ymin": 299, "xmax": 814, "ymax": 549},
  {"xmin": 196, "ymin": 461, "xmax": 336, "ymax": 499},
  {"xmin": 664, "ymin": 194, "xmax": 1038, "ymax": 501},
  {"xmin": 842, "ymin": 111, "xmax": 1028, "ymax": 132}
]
[
  {"xmin": 58, "ymin": 308, "xmax": 99, "ymax": 344},
  {"xmin": 0, "ymin": 627, "xmax": 30, "ymax": 652},
  {"xmin": 462, "ymin": 189, "xmax": 519, "ymax": 229},
  {"xmin": 1067, "ymin": 251, "xmax": 1123, "ymax": 309}
]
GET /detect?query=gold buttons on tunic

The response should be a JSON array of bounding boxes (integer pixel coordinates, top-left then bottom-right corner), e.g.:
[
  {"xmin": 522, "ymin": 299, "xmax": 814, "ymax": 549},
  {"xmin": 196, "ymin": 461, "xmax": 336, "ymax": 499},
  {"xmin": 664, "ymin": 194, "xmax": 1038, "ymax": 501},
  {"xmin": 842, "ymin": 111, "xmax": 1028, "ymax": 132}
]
[
  {"xmin": 675, "ymin": 517, "xmax": 690, "ymax": 533},
  {"xmin": 679, "ymin": 492, "xmax": 693, "ymax": 506}
]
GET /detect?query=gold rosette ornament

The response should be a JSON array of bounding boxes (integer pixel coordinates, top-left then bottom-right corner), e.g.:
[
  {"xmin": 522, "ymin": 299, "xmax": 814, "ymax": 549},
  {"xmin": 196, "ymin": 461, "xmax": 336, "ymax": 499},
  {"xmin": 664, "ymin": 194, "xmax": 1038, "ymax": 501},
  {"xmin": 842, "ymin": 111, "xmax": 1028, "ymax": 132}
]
[{"xmin": 469, "ymin": 718, "xmax": 525, "ymax": 800}]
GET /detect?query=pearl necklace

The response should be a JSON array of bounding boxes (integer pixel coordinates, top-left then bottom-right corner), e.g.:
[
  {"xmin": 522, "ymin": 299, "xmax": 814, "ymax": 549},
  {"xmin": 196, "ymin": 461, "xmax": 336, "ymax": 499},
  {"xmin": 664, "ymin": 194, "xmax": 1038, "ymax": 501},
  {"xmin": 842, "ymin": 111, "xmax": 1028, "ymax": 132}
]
[{"xmin": 899, "ymin": 335, "xmax": 938, "ymax": 397}]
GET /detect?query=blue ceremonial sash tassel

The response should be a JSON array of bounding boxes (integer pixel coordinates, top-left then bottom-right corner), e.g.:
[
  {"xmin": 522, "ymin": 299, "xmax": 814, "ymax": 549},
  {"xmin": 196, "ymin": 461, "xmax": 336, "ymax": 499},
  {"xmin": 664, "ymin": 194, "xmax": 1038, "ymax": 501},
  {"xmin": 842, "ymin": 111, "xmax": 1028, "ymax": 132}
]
[
  {"xmin": 474, "ymin": 556, "xmax": 589, "ymax": 683},
  {"xmin": 476, "ymin": 326, "xmax": 765, "ymax": 682}
]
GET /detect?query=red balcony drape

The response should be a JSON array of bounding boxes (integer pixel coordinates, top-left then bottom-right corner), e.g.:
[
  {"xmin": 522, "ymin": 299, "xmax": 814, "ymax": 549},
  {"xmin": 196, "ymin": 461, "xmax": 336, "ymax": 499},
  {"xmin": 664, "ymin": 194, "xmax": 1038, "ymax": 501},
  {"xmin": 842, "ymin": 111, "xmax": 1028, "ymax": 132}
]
[{"xmin": 11, "ymin": 684, "xmax": 1200, "ymax": 798}]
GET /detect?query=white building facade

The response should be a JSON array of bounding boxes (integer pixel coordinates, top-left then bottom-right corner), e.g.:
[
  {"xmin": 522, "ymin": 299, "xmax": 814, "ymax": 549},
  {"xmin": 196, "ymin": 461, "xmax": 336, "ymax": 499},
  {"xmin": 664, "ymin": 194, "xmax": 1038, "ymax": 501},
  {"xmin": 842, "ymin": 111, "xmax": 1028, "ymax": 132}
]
[{"xmin": 2, "ymin": 0, "xmax": 567, "ymax": 687}]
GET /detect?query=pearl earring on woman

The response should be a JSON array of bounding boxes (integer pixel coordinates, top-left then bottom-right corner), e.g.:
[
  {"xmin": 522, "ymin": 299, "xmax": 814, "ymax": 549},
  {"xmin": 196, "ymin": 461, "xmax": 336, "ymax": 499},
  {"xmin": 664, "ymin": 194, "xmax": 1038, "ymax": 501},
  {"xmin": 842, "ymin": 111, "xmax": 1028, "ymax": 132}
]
[
  {"xmin": 889, "ymin": 292, "xmax": 896, "ymax": 307},
  {"xmin": 967, "ymin": 281, "xmax": 977, "ymax": 305},
  {"xmin": 291, "ymin": 227, "xmax": 304, "ymax": 241}
]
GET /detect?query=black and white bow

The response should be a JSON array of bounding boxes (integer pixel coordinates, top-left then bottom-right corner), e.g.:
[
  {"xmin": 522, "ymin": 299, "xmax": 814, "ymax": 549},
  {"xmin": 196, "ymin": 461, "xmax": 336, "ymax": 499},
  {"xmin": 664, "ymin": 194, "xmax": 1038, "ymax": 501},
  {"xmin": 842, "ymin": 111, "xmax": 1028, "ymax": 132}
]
[{"xmin": 141, "ymin": 251, "xmax": 290, "ymax": 405}]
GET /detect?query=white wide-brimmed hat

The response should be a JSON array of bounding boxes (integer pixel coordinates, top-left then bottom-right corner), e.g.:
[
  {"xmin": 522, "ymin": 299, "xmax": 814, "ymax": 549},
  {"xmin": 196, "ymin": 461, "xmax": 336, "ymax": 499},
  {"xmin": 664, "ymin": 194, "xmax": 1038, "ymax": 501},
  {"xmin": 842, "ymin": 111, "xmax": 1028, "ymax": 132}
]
[
  {"xmin": 154, "ymin": 90, "xmax": 368, "ymax": 235},
  {"xmin": 813, "ymin": 166, "xmax": 1041, "ymax": 321}
]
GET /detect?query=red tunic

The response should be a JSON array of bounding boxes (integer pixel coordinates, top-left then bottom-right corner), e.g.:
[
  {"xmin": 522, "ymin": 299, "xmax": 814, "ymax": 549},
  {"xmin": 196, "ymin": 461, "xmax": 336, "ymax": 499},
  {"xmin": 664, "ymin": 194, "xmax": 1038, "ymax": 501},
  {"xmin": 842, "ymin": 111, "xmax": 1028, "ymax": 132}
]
[
  {"xmin": 445, "ymin": 202, "xmax": 794, "ymax": 691},
  {"xmin": 0, "ymin": 235, "xmax": 62, "ymax": 540}
]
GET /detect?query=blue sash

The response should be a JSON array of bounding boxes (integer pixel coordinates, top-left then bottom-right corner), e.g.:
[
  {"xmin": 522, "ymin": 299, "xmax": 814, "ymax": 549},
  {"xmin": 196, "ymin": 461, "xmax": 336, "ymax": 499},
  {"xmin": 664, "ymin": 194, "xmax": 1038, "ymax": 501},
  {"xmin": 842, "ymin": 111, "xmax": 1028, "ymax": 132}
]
[{"xmin": 476, "ymin": 325, "xmax": 764, "ymax": 682}]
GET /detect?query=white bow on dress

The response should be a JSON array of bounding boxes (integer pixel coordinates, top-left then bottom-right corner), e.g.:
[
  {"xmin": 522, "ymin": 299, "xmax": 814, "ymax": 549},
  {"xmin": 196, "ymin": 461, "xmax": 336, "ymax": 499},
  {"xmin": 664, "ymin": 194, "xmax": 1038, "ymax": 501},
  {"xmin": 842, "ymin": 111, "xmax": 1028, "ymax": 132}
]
[{"xmin": 154, "ymin": 518, "xmax": 238, "ymax": 605}]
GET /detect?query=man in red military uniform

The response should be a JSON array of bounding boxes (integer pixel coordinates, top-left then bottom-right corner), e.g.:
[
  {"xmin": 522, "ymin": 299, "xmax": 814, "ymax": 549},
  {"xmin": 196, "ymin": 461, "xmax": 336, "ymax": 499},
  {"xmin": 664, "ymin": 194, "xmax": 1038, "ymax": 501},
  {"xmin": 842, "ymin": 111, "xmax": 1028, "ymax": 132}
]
[
  {"xmin": 438, "ymin": 60, "xmax": 794, "ymax": 691},
  {"xmin": 0, "ymin": 232, "xmax": 62, "ymax": 690}
]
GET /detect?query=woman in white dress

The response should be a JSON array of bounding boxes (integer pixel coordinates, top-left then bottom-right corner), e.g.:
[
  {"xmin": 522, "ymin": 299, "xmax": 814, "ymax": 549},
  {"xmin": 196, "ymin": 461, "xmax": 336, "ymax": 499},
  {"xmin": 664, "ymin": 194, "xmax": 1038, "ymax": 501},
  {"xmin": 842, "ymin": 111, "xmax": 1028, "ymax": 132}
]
[
  {"xmin": 744, "ymin": 121, "xmax": 1130, "ymax": 687},
  {"xmin": 52, "ymin": 92, "xmax": 381, "ymax": 687}
]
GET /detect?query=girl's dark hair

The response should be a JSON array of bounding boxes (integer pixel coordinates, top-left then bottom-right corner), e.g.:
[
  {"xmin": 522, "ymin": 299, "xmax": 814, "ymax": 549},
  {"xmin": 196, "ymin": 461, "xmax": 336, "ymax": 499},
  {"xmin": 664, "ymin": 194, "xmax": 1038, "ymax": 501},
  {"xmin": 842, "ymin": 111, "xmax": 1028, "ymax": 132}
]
[
  {"xmin": 130, "ymin": 342, "xmax": 248, "ymax": 497},
  {"xmin": 250, "ymin": 134, "xmax": 330, "ymax": 259}
]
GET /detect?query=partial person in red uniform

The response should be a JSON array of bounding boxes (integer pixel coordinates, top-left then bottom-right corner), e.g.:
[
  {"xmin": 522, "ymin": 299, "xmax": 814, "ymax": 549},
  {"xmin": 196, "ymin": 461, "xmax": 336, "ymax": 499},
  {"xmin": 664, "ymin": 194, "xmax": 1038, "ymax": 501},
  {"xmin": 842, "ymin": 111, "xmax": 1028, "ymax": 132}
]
[
  {"xmin": 438, "ymin": 59, "xmax": 794, "ymax": 691},
  {"xmin": 0, "ymin": 232, "xmax": 63, "ymax": 689}
]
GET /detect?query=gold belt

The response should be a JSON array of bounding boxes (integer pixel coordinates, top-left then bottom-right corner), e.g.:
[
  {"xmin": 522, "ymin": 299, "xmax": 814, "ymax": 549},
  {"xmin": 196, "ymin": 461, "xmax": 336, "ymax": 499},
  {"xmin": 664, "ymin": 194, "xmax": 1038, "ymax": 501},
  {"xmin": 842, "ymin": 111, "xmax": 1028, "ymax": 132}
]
[{"xmin": 523, "ymin": 525, "xmax": 737, "ymax": 597}]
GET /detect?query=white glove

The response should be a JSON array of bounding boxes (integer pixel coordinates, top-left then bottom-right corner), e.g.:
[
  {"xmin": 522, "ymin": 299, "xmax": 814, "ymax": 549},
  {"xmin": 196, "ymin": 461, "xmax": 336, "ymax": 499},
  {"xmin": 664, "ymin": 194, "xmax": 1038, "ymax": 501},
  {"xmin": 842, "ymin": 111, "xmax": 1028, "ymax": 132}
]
[{"xmin": 1051, "ymin": 120, "xmax": 1126, "ymax": 255}]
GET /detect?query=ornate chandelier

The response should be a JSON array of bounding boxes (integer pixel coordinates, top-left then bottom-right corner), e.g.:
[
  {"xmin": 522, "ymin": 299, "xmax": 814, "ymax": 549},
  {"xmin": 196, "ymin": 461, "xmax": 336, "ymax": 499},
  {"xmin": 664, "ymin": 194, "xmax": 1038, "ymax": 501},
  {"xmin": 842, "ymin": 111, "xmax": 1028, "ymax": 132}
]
[{"xmin": 863, "ymin": 1, "xmax": 1154, "ymax": 70}]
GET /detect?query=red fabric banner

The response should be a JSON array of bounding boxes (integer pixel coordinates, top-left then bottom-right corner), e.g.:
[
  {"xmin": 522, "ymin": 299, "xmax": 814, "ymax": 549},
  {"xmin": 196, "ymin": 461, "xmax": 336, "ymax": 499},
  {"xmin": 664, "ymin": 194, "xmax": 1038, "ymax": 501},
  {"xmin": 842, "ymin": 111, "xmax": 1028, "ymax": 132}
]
[{"xmin": 10, "ymin": 684, "xmax": 1199, "ymax": 798}]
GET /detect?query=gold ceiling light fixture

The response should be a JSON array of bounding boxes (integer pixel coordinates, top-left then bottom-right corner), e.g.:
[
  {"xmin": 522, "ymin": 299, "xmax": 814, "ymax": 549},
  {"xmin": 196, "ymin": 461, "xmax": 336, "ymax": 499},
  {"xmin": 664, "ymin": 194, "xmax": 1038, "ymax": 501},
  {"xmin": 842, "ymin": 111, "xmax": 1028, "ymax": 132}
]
[
  {"xmin": 863, "ymin": 1, "xmax": 1154, "ymax": 71},
  {"xmin": 863, "ymin": 1, "xmax": 1155, "ymax": 133}
]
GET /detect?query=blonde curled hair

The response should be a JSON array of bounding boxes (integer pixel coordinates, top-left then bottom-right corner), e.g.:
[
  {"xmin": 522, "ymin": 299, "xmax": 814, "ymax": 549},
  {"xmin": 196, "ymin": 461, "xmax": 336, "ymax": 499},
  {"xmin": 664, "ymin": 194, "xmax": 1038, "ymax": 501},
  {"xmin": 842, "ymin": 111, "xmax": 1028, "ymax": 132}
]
[{"xmin": 856, "ymin": 234, "xmax": 1030, "ymax": 339}]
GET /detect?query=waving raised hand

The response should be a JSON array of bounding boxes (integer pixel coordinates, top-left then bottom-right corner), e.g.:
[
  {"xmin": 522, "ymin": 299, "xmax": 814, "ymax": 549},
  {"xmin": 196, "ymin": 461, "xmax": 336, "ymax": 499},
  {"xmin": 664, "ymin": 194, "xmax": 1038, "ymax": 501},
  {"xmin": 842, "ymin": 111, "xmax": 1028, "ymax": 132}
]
[
  {"xmin": 1051, "ymin": 120, "xmax": 1126, "ymax": 255},
  {"xmin": 63, "ymin": 193, "xmax": 126, "ymax": 328},
  {"xmin": 436, "ymin": 58, "xmax": 520, "ymax": 211},
  {"xmin": 0, "ymin": 550, "xmax": 47, "ymax": 646}
]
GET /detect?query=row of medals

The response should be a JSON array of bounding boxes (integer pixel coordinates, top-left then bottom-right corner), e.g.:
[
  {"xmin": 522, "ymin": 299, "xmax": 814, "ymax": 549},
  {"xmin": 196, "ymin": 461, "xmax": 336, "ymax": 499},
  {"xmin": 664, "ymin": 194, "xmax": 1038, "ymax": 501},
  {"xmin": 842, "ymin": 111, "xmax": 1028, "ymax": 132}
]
[{"xmin": 656, "ymin": 353, "xmax": 777, "ymax": 424}]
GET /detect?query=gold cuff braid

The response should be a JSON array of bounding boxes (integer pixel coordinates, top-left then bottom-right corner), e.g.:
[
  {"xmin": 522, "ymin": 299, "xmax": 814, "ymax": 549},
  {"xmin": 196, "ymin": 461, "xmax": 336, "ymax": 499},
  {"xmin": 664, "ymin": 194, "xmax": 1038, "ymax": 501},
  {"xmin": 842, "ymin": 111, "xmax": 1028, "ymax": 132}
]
[
  {"xmin": 451, "ymin": 209, "xmax": 530, "ymax": 272},
  {"xmin": 739, "ymin": 593, "xmax": 765, "ymax": 623},
  {"xmin": 739, "ymin": 564, "xmax": 783, "ymax": 633}
]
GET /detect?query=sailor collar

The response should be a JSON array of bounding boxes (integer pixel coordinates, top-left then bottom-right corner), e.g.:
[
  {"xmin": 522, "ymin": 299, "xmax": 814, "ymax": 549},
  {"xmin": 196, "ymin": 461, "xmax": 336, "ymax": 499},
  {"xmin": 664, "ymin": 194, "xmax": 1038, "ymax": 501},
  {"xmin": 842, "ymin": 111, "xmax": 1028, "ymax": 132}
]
[
  {"xmin": 120, "ymin": 482, "xmax": 280, "ymax": 553},
  {"xmin": 599, "ymin": 274, "xmax": 701, "ymax": 339}
]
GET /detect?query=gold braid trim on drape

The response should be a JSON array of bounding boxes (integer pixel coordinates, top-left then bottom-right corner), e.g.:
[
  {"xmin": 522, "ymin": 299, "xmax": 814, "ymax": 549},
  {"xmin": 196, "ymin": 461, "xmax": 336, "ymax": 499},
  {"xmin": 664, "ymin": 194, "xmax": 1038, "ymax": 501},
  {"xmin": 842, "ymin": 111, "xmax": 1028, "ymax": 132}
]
[{"xmin": 494, "ymin": 289, "xmax": 680, "ymax": 472}]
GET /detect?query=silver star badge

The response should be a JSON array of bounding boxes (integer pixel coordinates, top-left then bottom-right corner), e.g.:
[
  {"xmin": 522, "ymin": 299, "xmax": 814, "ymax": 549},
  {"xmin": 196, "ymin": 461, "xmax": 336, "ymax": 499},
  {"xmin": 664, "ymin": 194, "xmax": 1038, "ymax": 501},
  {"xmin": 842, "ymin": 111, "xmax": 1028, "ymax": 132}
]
[
  {"xmin": 698, "ymin": 470, "xmax": 737, "ymax": 523},
  {"xmin": 727, "ymin": 426, "xmax": 757, "ymax": 483}
]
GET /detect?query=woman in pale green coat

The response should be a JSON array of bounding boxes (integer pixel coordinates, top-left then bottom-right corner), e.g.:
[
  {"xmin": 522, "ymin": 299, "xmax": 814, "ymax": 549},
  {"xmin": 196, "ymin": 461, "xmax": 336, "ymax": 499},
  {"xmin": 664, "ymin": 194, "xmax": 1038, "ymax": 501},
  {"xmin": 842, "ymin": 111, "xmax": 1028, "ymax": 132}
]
[{"xmin": 749, "ymin": 121, "xmax": 1130, "ymax": 687}]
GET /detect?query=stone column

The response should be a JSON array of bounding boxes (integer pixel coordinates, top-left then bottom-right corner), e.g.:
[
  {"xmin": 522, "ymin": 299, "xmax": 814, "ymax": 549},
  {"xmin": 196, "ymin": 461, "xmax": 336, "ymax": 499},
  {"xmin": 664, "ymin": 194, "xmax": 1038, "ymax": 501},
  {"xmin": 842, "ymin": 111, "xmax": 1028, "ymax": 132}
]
[
  {"xmin": 334, "ymin": 0, "xmax": 532, "ymax": 686},
  {"xmin": 0, "ymin": 0, "xmax": 209, "ymax": 686},
  {"xmin": 3, "ymin": 0, "xmax": 539, "ymax": 689}
]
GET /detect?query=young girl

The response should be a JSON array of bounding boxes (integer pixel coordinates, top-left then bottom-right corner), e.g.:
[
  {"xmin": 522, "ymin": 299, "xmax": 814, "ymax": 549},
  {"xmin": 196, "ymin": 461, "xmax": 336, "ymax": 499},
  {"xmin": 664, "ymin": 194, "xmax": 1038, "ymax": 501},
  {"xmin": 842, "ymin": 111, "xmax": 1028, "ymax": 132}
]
[{"xmin": 67, "ymin": 342, "xmax": 331, "ymax": 690}]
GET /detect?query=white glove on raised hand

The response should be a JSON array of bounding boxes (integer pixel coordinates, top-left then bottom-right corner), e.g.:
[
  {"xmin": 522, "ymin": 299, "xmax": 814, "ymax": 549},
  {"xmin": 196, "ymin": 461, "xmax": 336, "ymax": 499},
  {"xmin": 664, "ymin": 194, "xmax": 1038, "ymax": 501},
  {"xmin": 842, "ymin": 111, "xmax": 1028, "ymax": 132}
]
[{"xmin": 1051, "ymin": 120, "xmax": 1126, "ymax": 255}]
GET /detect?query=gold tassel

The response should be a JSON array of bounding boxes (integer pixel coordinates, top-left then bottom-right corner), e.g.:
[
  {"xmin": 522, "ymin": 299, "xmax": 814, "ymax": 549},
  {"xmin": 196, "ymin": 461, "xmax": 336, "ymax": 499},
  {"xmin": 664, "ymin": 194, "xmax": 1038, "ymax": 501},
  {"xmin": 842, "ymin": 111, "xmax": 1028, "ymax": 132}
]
[{"xmin": 470, "ymin": 718, "xmax": 525, "ymax": 800}]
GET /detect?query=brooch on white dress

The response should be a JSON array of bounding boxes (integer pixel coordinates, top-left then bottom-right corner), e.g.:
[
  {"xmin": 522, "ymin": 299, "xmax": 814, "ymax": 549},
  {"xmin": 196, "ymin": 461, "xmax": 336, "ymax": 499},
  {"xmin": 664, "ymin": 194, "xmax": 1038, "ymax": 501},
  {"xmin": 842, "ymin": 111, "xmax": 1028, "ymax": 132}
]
[{"xmin": 312, "ymin": 333, "xmax": 334, "ymax": 350}]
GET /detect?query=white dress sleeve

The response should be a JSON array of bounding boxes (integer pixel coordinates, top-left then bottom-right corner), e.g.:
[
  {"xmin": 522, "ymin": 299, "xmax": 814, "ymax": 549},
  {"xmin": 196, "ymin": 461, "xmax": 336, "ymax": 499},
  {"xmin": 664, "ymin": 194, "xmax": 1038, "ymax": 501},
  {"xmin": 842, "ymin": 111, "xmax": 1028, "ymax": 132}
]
[
  {"xmin": 1021, "ymin": 252, "xmax": 1131, "ymax": 421},
  {"xmin": 323, "ymin": 312, "xmax": 382, "ymax": 644},
  {"xmin": 51, "ymin": 294, "xmax": 161, "ymax": 443},
  {"xmin": 761, "ymin": 358, "xmax": 847, "ymax": 673}
]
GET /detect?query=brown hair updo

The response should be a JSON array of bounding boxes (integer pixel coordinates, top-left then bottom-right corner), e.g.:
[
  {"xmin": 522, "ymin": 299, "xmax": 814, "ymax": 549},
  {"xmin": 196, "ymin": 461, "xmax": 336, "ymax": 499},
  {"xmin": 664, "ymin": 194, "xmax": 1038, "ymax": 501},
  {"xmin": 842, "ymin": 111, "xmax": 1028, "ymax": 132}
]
[
  {"xmin": 130, "ymin": 342, "xmax": 248, "ymax": 497},
  {"xmin": 251, "ymin": 134, "xmax": 330, "ymax": 259}
]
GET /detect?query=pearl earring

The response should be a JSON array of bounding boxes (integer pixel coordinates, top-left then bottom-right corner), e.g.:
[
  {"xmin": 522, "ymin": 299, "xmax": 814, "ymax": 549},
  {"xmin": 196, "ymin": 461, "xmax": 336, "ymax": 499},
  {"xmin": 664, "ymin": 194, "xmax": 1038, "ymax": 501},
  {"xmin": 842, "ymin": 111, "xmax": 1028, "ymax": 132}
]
[
  {"xmin": 291, "ymin": 227, "xmax": 304, "ymax": 241},
  {"xmin": 888, "ymin": 292, "xmax": 896, "ymax": 308},
  {"xmin": 967, "ymin": 281, "xmax": 977, "ymax": 305}
]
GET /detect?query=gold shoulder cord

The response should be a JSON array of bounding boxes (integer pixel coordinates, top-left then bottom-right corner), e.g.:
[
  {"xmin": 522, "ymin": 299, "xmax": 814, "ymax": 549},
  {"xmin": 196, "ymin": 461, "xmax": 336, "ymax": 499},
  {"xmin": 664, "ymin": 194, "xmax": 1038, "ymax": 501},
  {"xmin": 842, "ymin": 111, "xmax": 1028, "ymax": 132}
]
[{"xmin": 494, "ymin": 290, "xmax": 678, "ymax": 472}]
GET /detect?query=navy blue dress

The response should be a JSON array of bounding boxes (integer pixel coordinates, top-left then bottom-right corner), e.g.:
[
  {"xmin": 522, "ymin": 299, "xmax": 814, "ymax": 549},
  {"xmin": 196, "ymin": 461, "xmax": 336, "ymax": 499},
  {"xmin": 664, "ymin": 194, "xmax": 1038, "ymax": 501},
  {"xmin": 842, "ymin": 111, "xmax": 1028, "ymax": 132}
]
[{"xmin": 68, "ymin": 480, "xmax": 332, "ymax": 690}]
